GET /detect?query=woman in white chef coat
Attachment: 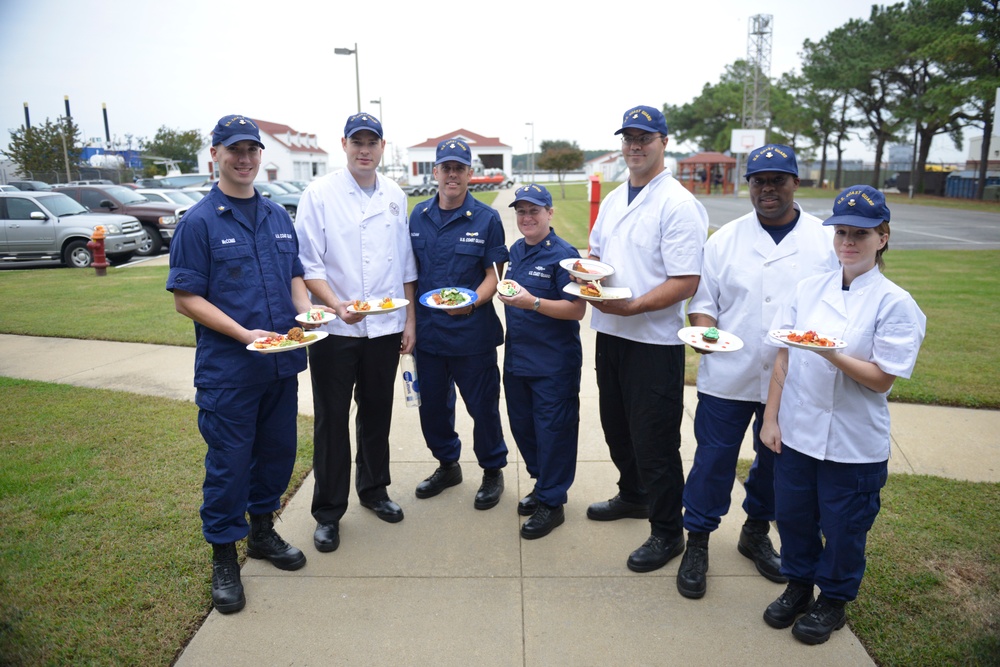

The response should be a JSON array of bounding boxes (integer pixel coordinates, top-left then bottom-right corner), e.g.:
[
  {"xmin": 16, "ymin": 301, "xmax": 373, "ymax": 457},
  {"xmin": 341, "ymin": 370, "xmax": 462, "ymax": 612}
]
[{"xmin": 759, "ymin": 184, "xmax": 926, "ymax": 646}]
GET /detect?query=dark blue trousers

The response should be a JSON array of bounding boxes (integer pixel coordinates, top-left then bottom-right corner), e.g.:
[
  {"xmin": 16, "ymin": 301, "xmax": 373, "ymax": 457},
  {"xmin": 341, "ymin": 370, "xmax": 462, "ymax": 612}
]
[
  {"xmin": 683, "ymin": 392, "xmax": 775, "ymax": 533},
  {"xmin": 504, "ymin": 371, "xmax": 580, "ymax": 507},
  {"xmin": 774, "ymin": 445, "xmax": 887, "ymax": 601},
  {"xmin": 196, "ymin": 376, "xmax": 299, "ymax": 544},
  {"xmin": 415, "ymin": 349, "xmax": 508, "ymax": 470}
]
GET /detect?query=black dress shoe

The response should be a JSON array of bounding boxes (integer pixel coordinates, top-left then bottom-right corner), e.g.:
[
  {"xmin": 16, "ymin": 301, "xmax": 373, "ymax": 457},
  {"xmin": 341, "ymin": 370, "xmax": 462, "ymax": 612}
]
[
  {"xmin": 360, "ymin": 498, "xmax": 404, "ymax": 523},
  {"xmin": 627, "ymin": 534, "xmax": 685, "ymax": 573},
  {"xmin": 474, "ymin": 468, "xmax": 504, "ymax": 510},
  {"xmin": 763, "ymin": 582, "xmax": 815, "ymax": 629},
  {"xmin": 586, "ymin": 494, "xmax": 649, "ymax": 521},
  {"xmin": 792, "ymin": 595, "xmax": 847, "ymax": 645},
  {"xmin": 517, "ymin": 490, "xmax": 538, "ymax": 517},
  {"xmin": 415, "ymin": 461, "xmax": 462, "ymax": 499},
  {"xmin": 211, "ymin": 542, "xmax": 245, "ymax": 614},
  {"xmin": 676, "ymin": 533, "xmax": 709, "ymax": 599},
  {"xmin": 246, "ymin": 513, "xmax": 307, "ymax": 570},
  {"xmin": 520, "ymin": 504, "xmax": 565, "ymax": 539},
  {"xmin": 738, "ymin": 520, "xmax": 787, "ymax": 583},
  {"xmin": 313, "ymin": 522, "xmax": 340, "ymax": 553}
]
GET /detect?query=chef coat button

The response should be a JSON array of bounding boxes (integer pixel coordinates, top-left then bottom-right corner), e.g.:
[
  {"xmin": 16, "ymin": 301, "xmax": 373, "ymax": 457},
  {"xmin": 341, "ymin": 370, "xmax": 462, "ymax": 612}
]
[
  {"xmin": 765, "ymin": 297, "xmax": 771, "ymax": 303},
  {"xmin": 763, "ymin": 364, "xmax": 769, "ymax": 371}
]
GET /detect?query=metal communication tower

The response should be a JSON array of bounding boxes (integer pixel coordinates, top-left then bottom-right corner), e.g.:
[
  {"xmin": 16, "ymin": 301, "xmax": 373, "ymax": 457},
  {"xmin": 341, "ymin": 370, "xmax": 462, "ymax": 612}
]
[{"xmin": 742, "ymin": 14, "xmax": 773, "ymax": 132}]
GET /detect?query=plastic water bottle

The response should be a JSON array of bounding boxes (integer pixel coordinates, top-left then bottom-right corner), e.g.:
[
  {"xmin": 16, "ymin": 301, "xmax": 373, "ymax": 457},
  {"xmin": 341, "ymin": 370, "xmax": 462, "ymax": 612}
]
[{"xmin": 401, "ymin": 353, "xmax": 421, "ymax": 408}]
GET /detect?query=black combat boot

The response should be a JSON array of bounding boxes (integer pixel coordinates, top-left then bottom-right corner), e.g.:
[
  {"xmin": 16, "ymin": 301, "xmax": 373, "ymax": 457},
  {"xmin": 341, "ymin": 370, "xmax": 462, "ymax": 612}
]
[{"xmin": 211, "ymin": 542, "xmax": 245, "ymax": 614}]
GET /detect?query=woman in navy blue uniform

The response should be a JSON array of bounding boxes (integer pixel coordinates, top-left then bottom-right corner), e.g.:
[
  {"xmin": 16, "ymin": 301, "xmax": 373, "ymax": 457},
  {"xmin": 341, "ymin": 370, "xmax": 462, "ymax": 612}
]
[{"xmin": 498, "ymin": 184, "xmax": 585, "ymax": 539}]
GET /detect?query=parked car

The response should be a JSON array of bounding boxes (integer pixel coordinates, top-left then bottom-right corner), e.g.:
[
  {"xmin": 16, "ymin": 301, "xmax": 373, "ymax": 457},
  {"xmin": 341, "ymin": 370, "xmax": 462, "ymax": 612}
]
[
  {"xmin": 136, "ymin": 189, "xmax": 195, "ymax": 222},
  {"xmin": 272, "ymin": 180, "xmax": 304, "ymax": 193},
  {"xmin": 0, "ymin": 185, "xmax": 19, "ymax": 192},
  {"xmin": 253, "ymin": 182, "xmax": 300, "ymax": 222},
  {"xmin": 63, "ymin": 179, "xmax": 115, "ymax": 186},
  {"xmin": 57, "ymin": 185, "xmax": 179, "ymax": 256},
  {"xmin": 8, "ymin": 180, "xmax": 53, "ymax": 191},
  {"xmin": 136, "ymin": 173, "xmax": 213, "ymax": 189},
  {"xmin": 0, "ymin": 191, "xmax": 143, "ymax": 267},
  {"xmin": 136, "ymin": 188, "xmax": 198, "ymax": 206},
  {"xmin": 182, "ymin": 185, "xmax": 212, "ymax": 202}
]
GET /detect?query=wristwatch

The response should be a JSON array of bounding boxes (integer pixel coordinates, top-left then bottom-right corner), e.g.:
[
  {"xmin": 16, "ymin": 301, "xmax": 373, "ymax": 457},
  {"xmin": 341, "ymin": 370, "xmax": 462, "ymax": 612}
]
[{"xmin": 532, "ymin": 297, "xmax": 541, "ymax": 311}]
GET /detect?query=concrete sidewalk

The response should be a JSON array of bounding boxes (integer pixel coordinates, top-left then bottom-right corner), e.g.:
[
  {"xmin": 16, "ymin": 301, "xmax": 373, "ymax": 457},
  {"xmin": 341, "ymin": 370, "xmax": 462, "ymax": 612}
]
[{"xmin": 2, "ymin": 190, "xmax": 998, "ymax": 666}]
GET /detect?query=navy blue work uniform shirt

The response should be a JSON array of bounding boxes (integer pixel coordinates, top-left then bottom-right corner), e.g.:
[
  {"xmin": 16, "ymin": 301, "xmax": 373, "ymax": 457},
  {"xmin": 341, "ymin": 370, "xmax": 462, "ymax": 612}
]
[
  {"xmin": 503, "ymin": 229, "xmax": 582, "ymax": 376},
  {"xmin": 166, "ymin": 184, "xmax": 307, "ymax": 388},
  {"xmin": 409, "ymin": 192, "xmax": 509, "ymax": 356}
]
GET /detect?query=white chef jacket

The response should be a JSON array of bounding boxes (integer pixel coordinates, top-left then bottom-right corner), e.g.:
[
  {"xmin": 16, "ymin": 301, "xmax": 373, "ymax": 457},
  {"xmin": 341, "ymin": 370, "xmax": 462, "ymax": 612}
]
[
  {"xmin": 588, "ymin": 169, "xmax": 708, "ymax": 345},
  {"xmin": 296, "ymin": 169, "xmax": 418, "ymax": 339},
  {"xmin": 688, "ymin": 204, "xmax": 839, "ymax": 402},
  {"xmin": 769, "ymin": 266, "xmax": 926, "ymax": 463}
]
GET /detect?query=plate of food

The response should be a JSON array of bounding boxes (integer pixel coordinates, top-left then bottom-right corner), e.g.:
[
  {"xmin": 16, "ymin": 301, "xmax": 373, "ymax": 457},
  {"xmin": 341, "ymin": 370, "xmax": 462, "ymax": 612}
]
[
  {"xmin": 247, "ymin": 329, "xmax": 328, "ymax": 354},
  {"xmin": 295, "ymin": 308, "xmax": 335, "ymax": 325},
  {"xmin": 559, "ymin": 257, "xmax": 615, "ymax": 281},
  {"xmin": 562, "ymin": 281, "xmax": 632, "ymax": 301},
  {"xmin": 419, "ymin": 287, "xmax": 478, "ymax": 310},
  {"xmin": 497, "ymin": 279, "xmax": 521, "ymax": 297},
  {"xmin": 677, "ymin": 326, "xmax": 744, "ymax": 352},
  {"xmin": 769, "ymin": 329, "xmax": 847, "ymax": 350},
  {"xmin": 346, "ymin": 297, "xmax": 409, "ymax": 315}
]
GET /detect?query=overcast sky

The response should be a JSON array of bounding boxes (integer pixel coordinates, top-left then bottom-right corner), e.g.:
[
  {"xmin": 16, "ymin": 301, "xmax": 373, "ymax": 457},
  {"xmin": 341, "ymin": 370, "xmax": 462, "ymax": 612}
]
[{"xmin": 0, "ymin": 0, "xmax": 976, "ymax": 172}]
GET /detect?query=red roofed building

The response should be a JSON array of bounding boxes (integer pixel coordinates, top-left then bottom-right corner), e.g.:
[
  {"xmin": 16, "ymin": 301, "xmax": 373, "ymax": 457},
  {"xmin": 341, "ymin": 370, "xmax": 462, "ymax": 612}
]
[
  {"xmin": 196, "ymin": 118, "xmax": 330, "ymax": 184},
  {"xmin": 407, "ymin": 129, "xmax": 511, "ymax": 186}
]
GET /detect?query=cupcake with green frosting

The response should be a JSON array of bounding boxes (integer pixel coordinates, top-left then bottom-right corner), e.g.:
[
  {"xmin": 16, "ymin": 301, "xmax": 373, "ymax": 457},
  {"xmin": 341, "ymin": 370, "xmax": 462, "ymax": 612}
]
[{"xmin": 701, "ymin": 327, "xmax": 720, "ymax": 344}]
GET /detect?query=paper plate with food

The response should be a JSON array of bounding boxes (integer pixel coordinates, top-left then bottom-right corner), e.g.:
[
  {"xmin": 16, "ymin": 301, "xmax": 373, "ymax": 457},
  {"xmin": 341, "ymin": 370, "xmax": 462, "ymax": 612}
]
[
  {"xmin": 419, "ymin": 287, "xmax": 479, "ymax": 310},
  {"xmin": 562, "ymin": 281, "xmax": 632, "ymax": 301},
  {"xmin": 677, "ymin": 326, "xmax": 745, "ymax": 352},
  {"xmin": 769, "ymin": 329, "xmax": 847, "ymax": 350},
  {"xmin": 496, "ymin": 279, "xmax": 521, "ymax": 297},
  {"xmin": 346, "ymin": 297, "xmax": 410, "ymax": 315},
  {"xmin": 247, "ymin": 328, "xmax": 329, "ymax": 354},
  {"xmin": 559, "ymin": 257, "xmax": 615, "ymax": 281},
  {"xmin": 295, "ymin": 308, "xmax": 336, "ymax": 325}
]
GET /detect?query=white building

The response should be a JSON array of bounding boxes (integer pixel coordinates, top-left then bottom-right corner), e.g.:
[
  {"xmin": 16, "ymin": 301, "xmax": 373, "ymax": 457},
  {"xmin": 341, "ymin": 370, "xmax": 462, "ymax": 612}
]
[
  {"xmin": 195, "ymin": 119, "xmax": 330, "ymax": 183},
  {"xmin": 406, "ymin": 129, "xmax": 511, "ymax": 185}
]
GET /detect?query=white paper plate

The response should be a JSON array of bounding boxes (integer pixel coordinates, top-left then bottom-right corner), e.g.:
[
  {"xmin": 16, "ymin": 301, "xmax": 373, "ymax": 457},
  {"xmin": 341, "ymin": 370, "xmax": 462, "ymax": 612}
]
[
  {"xmin": 295, "ymin": 309, "xmax": 336, "ymax": 325},
  {"xmin": 769, "ymin": 329, "xmax": 847, "ymax": 350},
  {"xmin": 346, "ymin": 298, "xmax": 409, "ymax": 315},
  {"xmin": 678, "ymin": 326, "xmax": 744, "ymax": 352},
  {"xmin": 562, "ymin": 282, "xmax": 632, "ymax": 301},
  {"xmin": 559, "ymin": 257, "xmax": 615, "ymax": 281},
  {"xmin": 247, "ymin": 330, "xmax": 328, "ymax": 354}
]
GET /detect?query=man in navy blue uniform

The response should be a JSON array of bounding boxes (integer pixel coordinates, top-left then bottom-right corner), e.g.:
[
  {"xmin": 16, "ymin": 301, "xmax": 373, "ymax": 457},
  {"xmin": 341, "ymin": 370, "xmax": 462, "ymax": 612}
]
[
  {"xmin": 167, "ymin": 114, "xmax": 314, "ymax": 614},
  {"xmin": 497, "ymin": 184, "xmax": 585, "ymax": 539},
  {"xmin": 408, "ymin": 139, "xmax": 510, "ymax": 509}
]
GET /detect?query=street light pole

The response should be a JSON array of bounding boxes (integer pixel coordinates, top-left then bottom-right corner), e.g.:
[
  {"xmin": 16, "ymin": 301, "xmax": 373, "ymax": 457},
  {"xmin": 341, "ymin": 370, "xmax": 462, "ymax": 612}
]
[
  {"xmin": 335, "ymin": 43, "xmax": 361, "ymax": 113},
  {"xmin": 370, "ymin": 98, "xmax": 384, "ymax": 174},
  {"xmin": 525, "ymin": 121, "xmax": 534, "ymax": 181}
]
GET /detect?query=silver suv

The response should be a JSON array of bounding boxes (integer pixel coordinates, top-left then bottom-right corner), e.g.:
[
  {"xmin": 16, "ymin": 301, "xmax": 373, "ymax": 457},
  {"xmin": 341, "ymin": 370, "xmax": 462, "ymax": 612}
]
[{"xmin": 0, "ymin": 191, "xmax": 144, "ymax": 267}]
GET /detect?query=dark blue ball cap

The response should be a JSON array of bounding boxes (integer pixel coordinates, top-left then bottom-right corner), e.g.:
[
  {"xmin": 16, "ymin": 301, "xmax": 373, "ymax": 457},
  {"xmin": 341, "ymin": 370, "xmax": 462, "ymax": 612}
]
[
  {"xmin": 823, "ymin": 185, "xmax": 891, "ymax": 228},
  {"xmin": 344, "ymin": 113, "xmax": 383, "ymax": 138},
  {"xmin": 435, "ymin": 139, "xmax": 472, "ymax": 166},
  {"xmin": 744, "ymin": 144, "xmax": 798, "ymax": 178},
  {"xmin": 509, "ymin": 183, "xmax": 553, "ymax": 208},
  {"xmin": 212, "ymin": 114, "xmax": 264, "ymax": 148},
  {"xmin": 614, "ymin": 105, "xmax": 668, "ymax": 136}
]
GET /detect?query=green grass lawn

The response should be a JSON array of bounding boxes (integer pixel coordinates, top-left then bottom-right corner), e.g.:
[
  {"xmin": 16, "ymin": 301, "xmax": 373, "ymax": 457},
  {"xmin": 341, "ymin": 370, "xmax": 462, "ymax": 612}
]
[{"xmin": 0, "ymin": 377, "xmax": 314, "ymax": 665}]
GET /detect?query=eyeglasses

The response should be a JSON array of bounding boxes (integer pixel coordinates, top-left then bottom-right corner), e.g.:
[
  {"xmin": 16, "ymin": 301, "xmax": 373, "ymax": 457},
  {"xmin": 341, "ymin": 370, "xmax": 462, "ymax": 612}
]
[
  {"xmin": 749, "ymin": 175, "xmax": 790, "ymax": 188},
  {"xmin": 621, "ymin": 133, "xmax": 662, "ymax": 146}
]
